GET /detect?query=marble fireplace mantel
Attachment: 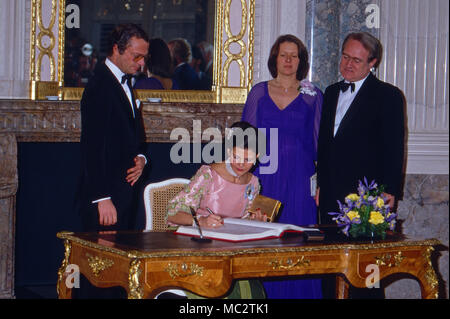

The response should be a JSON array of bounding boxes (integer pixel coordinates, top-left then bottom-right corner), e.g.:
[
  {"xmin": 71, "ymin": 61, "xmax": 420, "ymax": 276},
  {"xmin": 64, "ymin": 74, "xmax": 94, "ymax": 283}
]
[{"xmin": 0, "ymin": 99, "xmax": 244, "ymax": 143}]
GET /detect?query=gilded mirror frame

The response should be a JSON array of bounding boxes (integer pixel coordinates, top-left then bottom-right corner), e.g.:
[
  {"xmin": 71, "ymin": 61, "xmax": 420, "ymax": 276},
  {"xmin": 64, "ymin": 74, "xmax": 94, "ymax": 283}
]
[{"xmin": 29, "ymin": 0, "xmax": 255, "ymax": 104}]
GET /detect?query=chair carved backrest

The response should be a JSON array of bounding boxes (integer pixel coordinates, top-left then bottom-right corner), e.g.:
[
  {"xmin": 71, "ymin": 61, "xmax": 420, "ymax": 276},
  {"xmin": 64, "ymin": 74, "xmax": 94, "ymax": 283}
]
[{"xmin": 143, "ymin": 178, "xmax": 190, "ymax": 231}]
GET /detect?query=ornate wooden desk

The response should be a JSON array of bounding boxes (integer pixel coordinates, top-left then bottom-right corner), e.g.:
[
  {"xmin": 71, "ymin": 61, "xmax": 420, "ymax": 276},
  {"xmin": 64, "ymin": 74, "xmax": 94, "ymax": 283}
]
[{"xmin": 56, "ymin": 231, "xmax": 441, "ymax": 299}]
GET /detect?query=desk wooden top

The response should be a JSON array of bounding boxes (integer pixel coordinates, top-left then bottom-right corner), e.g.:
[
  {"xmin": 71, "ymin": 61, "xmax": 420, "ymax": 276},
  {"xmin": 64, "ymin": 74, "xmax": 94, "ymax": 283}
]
[{"xmin": 57, "ymin": 230, "xmax": 440, "ymax": 259}]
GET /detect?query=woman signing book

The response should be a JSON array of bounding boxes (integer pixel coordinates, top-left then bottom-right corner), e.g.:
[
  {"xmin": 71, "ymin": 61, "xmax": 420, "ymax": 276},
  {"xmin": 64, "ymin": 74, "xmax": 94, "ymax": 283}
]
[{"xmin": 163, "ymin": 121, "xmax": 266, "ymax": 299}]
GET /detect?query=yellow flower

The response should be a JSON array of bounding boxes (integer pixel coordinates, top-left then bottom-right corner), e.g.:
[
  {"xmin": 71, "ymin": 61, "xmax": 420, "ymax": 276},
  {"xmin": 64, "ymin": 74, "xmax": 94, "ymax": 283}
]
[
  {"xmin": 369, "ymin": 211, "xmax": 385, "ymax": 225},
  {"xmin": 346, "ymin": 194, "xmax": 360, "ymax": 202},
  {"xmin": 376, "ymin": 197, "xmax": 385, "ymax": 208},
  {"xmin": 347, "ymin": 210, "xmax": 360, "ymax": 221}
]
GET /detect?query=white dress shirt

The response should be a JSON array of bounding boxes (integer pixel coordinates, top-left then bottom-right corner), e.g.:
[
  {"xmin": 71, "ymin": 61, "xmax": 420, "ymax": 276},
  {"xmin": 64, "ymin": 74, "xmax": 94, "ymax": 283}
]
[
  {"xmin": 333, "ymin": 74, "xmax": 369, "ymax": 136},
  {"xmin": 105, "ymin": 58, "xmax": 137, "ymax": 118}
]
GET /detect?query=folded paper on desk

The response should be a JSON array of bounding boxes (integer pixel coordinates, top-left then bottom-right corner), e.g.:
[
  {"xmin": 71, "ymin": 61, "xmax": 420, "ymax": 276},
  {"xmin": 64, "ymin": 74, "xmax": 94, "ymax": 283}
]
[{"xmin": 175, "ymin": 218, "xmax": 320, "ymax": 242}]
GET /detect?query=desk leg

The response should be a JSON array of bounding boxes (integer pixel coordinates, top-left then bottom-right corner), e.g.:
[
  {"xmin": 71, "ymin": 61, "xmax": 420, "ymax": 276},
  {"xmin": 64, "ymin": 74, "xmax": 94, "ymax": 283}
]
[
  {"xmin": 418, "ymin": 247, "xmax": 439, "ymax": 299},
  {"xmin": 128, "ymin": 259, "xmax": 144, "ymax": 299},
  {"xmin": 335, "ymin": 276, "xmax": 349, "ymax": 299},
  {"xmin": 57, "ymin": 239, "xmax": 73, "ymax": 299}
]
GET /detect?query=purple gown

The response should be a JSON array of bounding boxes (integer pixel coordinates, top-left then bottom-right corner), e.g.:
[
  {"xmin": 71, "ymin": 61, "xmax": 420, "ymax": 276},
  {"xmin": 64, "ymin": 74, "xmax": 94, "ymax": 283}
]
[{"xmin": 242, "ymin": 81, "xmax": 323, "ymax": 299}]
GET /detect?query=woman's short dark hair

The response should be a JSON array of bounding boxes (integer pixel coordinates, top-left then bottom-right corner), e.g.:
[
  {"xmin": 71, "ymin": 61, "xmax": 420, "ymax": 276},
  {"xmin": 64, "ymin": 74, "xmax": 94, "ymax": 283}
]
[
  {"xmin": 107, "ymin": 23, "xmax": 149, "ymax": 56},
  {"xmin": 225, "ymin": 121, "xmax": 259, "ymax": 155},
  {"xmin": 267, "ymin": 34, "xmax": 309, "ymax": 80},
  {"xmin": 146, "ymin": 38, "xmax": 174, "ymax": 78},
  {"xmin": 342, "ymin": 32, "xmax": 383, "ymax": 69}
]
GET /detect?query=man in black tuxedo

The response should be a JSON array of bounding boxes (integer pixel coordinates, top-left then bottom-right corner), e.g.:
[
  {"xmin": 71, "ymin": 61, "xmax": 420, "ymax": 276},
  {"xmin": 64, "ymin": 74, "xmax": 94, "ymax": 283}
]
[
  {"xmin": 77, "ymin": 24, "xmax": 149, "ymax": 232},
  {"xmin": 316, "ymin": 32, "xmax": 405, "ymax": 298}
]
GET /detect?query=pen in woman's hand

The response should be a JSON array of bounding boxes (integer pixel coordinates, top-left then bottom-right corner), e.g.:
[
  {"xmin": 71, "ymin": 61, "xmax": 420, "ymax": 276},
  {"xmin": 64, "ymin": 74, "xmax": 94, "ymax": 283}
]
[{"xmin": 205, "ymin": 207, "xmax": 224, "ymax": 226}]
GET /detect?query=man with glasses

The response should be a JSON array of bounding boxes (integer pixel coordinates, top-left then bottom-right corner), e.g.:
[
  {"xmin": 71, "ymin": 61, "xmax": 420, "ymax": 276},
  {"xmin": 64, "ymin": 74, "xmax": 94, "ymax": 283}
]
[
  {"xmin": 77, "ymin": 24, "xmax": 149, "ymax": 233},
  {"xmin": 316, "ymin": 32, "xmax": 405, "ymax": 298}
]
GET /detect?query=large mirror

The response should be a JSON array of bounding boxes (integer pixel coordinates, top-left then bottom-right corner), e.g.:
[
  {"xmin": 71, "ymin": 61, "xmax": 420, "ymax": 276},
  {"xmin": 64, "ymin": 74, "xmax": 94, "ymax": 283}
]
[
  {"xmin": 29, "ymin": 0, "xmax": 257, "ymax": 103},
  {"xmin": 64, "ymin": 0, "xmax": 215, "ymax": 90}
]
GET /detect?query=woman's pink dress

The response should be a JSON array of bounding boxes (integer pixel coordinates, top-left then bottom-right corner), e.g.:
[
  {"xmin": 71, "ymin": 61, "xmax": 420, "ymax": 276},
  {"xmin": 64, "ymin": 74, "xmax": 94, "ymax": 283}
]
[{"xmin": 167, "ymin": 165, "xmax": 260, "ymax": 221}]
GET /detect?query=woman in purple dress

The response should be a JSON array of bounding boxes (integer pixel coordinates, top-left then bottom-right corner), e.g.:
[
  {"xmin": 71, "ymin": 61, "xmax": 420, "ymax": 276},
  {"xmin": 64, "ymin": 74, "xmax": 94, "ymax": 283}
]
[{"xmin": 242, "ymin": 35, "xmax": 323, "ymax": 299}]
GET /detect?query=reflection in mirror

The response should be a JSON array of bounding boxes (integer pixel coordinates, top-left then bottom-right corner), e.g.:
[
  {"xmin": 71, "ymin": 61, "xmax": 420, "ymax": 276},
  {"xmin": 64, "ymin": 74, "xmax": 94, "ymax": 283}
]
[{"xmin": 64, "ymin": 0, "xmax": 215, "ymax": 90}]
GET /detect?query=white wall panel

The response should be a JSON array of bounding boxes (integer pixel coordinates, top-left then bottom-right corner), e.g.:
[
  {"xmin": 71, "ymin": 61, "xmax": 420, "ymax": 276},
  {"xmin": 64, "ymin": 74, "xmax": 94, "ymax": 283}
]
[{"xmin": 378, "ymin": 0, "xmax": 449, "ymax": 174}]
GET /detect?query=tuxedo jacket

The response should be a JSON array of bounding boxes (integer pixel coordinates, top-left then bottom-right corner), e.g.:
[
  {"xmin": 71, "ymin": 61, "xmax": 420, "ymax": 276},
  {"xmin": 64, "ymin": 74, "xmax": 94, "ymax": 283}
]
[
  {"xmin": 173, "ymin": 63, "xmax": 200, "ymax": 90},
  {"xmin": 317, "ymin": 73, "xmax": 405, "ymax": 224},
  {"xmin": 77, "ymin": 62, "xmax": 146, "ymax": 230}
]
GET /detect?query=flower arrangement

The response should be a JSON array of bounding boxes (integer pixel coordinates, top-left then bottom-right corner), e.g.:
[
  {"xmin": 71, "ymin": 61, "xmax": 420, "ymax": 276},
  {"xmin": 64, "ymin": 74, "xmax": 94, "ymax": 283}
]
[{"xmin": 328, "ymin": 178, "xmax": 397, "ymax": 239}]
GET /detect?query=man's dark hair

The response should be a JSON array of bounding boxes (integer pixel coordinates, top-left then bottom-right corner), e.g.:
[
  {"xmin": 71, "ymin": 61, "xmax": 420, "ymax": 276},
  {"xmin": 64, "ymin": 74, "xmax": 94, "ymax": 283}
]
[
  {"xmin": 107, "ymin": 23, "xmax": 149, "ymax": 56},
  {"xmin": 268, "ymin": 34, "xmax": 309, "ymax": 81},
  {"xmin": 342, "ymin": 32, "xmax": 383, "ymax": 69}
]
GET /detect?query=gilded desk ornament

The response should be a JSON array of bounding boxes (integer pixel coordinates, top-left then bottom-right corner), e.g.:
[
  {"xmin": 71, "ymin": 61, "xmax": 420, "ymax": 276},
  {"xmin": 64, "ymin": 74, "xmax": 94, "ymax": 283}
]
[
  {"xmin": 128, "ymin": 259, "xmax": 144, "ymax": 299},
  {"xmin": 56, "ymin": 238, "xmax": 72, "ymax": 297},
  {"xmin": 270, "ymin": 256, "xmax": 311, "ymax": 270},
  {"xmin": 374, "ymin": 251, "xmax": 405, "ymax": 268},
  {"xmin": 423, "ymin": 247, "xmax": 439, "ymax": 298},
  {"xmin": 165, "ymin": 263, "xmax": 205, "ymax": 279},
  {"xmin": 85, "ymin": 253, "xmax": 114, "ymax": 277}
]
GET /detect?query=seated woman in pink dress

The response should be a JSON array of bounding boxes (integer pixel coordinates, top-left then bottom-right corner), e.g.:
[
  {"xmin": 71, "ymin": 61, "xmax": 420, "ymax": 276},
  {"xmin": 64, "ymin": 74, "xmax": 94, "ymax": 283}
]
[{"xmin": 165, "ymin": 121, "xmax": 266, "ymax": 299}]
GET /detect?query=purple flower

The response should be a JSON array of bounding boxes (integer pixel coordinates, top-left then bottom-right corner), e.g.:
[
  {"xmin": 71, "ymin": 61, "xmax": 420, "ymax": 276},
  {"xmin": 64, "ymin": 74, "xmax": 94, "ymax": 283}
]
[{"xmin": 385, "ymin": 212, "xmax": 397, "ymax": 223}]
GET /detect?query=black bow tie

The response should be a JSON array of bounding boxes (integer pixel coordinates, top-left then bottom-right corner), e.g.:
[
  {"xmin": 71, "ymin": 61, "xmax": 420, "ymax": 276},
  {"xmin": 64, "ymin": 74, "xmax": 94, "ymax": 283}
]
[
  {"xmin": 121, "ymin": 74, "xmax": 134, "ymax": 85},
  {"xmin": 339, "ymin": 81, "xmax": 355, "ymax": 93}
]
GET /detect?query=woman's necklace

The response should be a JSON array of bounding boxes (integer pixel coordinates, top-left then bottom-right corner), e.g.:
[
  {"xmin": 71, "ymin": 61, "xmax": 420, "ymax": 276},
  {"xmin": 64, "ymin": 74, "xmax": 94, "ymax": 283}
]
[
  {"xmin": 225, "ymin": 161, "xmax": 238, "ymax": 177},
  {"xmin": 275, "ymin": 79, "xmax": 299, "ymax": 93}
]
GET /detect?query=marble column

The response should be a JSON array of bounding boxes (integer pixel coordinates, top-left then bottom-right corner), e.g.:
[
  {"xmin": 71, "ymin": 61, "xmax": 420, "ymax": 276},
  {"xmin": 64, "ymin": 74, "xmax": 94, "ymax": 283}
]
[
  {"xmin": 305, "ymin": 0, "xmax": 380, "ymax": 91},
  {"xmin": 305, "ymin": 0, "xmax": 341, "ymax": 91},
  {"xmin": 0, "ymin": 134, "xmax": 17, "ymax": 298}
]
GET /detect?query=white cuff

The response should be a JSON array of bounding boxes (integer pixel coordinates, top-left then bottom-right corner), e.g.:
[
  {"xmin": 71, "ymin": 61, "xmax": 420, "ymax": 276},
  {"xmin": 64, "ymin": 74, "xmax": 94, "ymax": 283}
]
[
  {"xmin": 92, "ymin": 197, "xmax": 111, "ymax": 204},
  {"xmin": 137, "ymin": 154, "xmax": 147, "ymax": 165}
]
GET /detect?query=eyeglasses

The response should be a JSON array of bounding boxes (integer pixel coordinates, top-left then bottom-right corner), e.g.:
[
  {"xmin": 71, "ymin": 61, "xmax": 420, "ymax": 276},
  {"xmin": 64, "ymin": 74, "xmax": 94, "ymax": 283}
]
[
  {"xmin": 131, "ymin": 53, "xmax": 146, "ymax": 63},
  {"xmin": 125, "ymin": 48, "xmax": 146, "ymax": 63}
]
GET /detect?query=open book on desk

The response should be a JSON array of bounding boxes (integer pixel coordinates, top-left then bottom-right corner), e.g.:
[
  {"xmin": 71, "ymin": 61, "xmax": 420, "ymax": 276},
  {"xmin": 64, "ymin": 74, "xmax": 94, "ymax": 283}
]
[{"xmin": 174, "ymin": 218, "xmax": 320, "ymax": 242}]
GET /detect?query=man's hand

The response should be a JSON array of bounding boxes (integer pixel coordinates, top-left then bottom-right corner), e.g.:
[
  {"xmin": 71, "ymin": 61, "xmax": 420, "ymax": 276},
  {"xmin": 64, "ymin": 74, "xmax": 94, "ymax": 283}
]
[
  {"xmin": 314, "ymin": 187, "xmax": 320, "ymax": 207},
  {"xmin": 383, "ymin": 193, "xmax": 396, "ymax": 209},
  {"xmin": 98, "ymin": 199, "xmax": 117, "ymax": 226},
  {"xmin": 126, "ymin": 156, "xmax": 146, "ymax": 186}
]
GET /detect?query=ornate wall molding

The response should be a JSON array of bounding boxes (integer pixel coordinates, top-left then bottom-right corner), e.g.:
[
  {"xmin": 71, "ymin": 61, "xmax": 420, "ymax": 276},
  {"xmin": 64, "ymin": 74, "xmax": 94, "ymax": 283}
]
[{"xmin": 0, "ymin": 0, "xmax": 30, "ymax": 99}]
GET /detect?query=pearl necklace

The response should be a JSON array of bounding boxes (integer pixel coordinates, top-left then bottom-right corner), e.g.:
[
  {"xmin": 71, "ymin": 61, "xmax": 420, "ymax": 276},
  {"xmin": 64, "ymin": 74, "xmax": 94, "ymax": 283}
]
[{"xmin": 225, "ymin": 160, "xmax": 238, "ymax": 177}]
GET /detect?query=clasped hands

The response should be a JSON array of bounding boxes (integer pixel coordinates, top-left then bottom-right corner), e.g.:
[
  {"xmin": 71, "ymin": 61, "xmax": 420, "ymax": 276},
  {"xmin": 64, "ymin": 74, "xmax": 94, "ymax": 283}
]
[{"xmin": 98, "ymin": 156, "xmax": 146, "ymax": 226}]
